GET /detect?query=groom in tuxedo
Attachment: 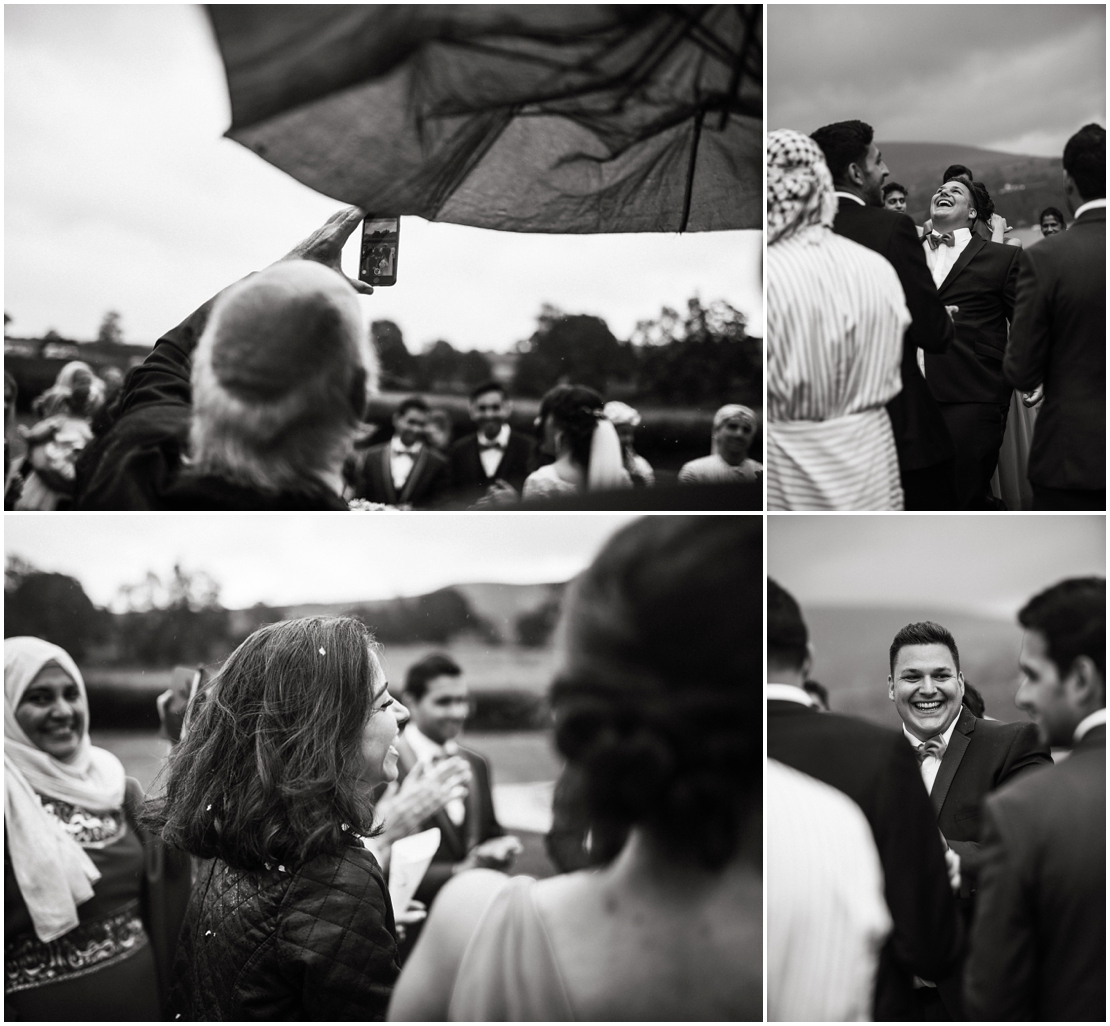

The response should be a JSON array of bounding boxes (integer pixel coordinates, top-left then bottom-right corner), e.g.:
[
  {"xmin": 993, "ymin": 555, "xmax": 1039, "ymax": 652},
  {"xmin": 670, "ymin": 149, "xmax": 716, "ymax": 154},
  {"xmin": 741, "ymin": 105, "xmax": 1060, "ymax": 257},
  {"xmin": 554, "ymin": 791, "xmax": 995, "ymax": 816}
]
[
  {"xmin": 447, "ymin": 380, "xmax": 536, "ymax": 507},
  {"xmin": 920, "ymin": 177, "xmax": 1021, "ymax": 509},
  {"xmin": 811, "ymin": 120, "xmax": 957, "ymax": 509},
  {"xmin": 887, "ymin": 620, "xmax": 1051, "ymax": 1017}
]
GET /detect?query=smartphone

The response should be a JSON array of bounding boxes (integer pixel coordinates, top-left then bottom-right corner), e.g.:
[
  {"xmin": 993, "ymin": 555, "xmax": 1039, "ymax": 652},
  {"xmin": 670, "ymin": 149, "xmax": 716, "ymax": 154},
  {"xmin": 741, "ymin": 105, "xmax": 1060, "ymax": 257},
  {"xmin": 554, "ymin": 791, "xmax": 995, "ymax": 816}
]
[{"xmin": 359, "ymin": 217, "xmax": 400, "ymax": 287}]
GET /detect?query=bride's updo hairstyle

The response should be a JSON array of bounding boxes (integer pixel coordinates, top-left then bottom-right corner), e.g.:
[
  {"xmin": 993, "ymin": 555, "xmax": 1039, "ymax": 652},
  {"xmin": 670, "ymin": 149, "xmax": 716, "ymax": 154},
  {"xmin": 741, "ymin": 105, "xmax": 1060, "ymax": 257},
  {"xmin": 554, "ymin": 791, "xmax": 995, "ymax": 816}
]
[
  {"xmin": 551, "ymin": 516, "xmax": 760, "ymax": 869},
  {"xmin": 538, "ymin": 384, "xmax": 605, "ymax": 471}
]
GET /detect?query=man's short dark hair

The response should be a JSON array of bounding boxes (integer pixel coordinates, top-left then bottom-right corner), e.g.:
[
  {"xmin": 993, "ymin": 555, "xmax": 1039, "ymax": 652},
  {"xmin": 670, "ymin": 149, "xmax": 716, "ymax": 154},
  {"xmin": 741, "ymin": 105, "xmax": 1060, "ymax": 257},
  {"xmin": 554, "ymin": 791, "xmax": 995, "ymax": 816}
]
[
  {"xmin": 395, "ymin": 395, "xmax": 429, "ymax": 418},
  {"xmin": 943, "ymin": 163, "xmax": 974, "ymax": 182},
  {"xmin": 1063, "ymin": 123, "xmax": 1106, "ymax": 201},
  {"xmin": 469, "ymin": 379, "xmax": 507, "ymax": 403},
  {"xmin": 768, "ymin": 578, "xmax": 808, "ymax": 671},
  {"xmin": 1018, "ymin": 577, "xmax": 1105, "ymax": 678},
  {"xmin": 404, "ymin": 652, "xmax": 462, "ymax": 700},
  {"xmin": 803, "ymin": 679, "xmax": 830, "ymax": 710},
  {"xmin": 1040, "ymin": 206, "xmax": 1067, "ymax": 225},
  {"xmin": 889, "ymin": 621, "xmax": 961, "ymax": 676},
  {"xmin": 882, "ymin": 181, "xmax": 907, "ymax": 199},
  {"xmin": 810, "ymin": 120, "xmax": 874, "ymax": 184}
]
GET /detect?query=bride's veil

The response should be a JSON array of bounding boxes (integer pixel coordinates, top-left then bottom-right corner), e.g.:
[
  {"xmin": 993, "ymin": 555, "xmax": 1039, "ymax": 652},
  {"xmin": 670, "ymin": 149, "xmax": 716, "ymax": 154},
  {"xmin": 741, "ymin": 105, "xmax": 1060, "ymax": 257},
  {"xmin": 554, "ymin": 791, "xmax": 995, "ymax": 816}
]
[{"xmin": 587, "ymin": 417, "xmax": 629, "ymax": 492}]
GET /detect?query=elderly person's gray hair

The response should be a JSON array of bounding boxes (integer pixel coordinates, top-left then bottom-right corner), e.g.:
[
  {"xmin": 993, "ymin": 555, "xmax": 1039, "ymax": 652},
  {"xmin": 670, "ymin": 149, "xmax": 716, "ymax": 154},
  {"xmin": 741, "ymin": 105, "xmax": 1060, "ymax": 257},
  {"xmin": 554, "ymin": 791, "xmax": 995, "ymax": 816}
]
[{"xmin": 190, "ymin": 261, "xmax": 377, "ymax": 495}]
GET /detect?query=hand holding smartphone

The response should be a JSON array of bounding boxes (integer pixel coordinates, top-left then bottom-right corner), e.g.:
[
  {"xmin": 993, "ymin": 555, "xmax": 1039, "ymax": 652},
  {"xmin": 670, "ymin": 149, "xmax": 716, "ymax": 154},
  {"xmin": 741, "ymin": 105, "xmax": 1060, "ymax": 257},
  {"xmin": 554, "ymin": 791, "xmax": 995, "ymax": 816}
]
[{"xmin": 359, "ymin": 217, "xmax": 400, "ymax": 286}]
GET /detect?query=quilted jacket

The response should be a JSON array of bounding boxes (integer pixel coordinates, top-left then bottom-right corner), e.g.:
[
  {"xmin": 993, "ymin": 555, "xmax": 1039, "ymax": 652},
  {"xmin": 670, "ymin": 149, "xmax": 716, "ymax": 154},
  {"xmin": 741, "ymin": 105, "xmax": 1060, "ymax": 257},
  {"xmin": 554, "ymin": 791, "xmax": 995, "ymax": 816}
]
[{"xmin": 166, "ymin": 844, "xmax": 399, "ymax": 1021}]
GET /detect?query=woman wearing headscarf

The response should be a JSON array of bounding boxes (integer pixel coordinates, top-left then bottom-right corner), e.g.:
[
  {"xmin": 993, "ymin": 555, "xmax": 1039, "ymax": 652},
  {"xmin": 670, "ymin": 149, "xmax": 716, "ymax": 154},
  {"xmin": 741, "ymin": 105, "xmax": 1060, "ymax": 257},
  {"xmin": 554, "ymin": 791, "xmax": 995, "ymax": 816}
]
[
  {"xmin": 522, "ymin": 385, "xmax": 631, "ymax": 500},
  {"xmin": 678, "ymin": 403, "xmax": 763, "ymax": 484},
  {"xmin": 5, "ymin": 637, "xmax": 161, "ymax": 1021},
  {"xmin": 601, "ymin": 401, "xmax": 655, "ymax": 487},
  {"xmin": 767, "ymin": 129, "xmax": 909, "ymax": 510}
]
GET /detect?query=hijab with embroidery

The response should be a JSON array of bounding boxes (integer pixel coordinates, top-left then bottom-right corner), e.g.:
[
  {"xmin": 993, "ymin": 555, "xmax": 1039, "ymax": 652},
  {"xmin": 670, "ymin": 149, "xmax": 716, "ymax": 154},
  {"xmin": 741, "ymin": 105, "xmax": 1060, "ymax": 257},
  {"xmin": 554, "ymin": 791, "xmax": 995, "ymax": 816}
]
[{"xmin": 5, "ymin": 636, "xmax": 127, "ymax": 942}]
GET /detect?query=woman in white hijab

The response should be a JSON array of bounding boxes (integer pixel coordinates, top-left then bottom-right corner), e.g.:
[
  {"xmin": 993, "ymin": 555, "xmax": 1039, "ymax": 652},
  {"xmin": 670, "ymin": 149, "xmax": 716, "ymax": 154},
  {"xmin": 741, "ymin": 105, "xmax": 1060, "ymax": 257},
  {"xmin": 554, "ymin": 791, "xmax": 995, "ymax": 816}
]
[
  {"xmin": 5, "ymin": 637, "xmax": 160, "ymax": 1021},
  {"xmin": 678, "ymin": 404, "xmax": 763, "ymax": 485}
]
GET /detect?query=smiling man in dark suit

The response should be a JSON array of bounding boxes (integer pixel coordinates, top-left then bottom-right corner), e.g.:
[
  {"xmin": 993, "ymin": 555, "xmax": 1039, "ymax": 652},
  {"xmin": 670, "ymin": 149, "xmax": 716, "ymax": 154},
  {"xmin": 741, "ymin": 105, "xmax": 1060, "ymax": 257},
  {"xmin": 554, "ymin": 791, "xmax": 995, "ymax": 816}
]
[
  {"xmin": 1005, "ymin": 123, "xmax": 1106, "ymax": 510},
  {"xmin": 811, "ymin": 120, "xmax": 957, "ymax": 510},
  {"xmin": 887, "ymin": 620, "xmax": 1052, "ymax": 1017},
  {"xmin": 447, "ymin": 380, "xmax": 536, "ymax": 507},
  {"xmin": 767, "ymin": 581, "xmax": 961, "ymax": 1020},
  {"xmin": 920, "ymin": 178, "xmax": 1021, "ymax": 509},
  {"xmin": 965, "ymin": 577, "xmax": 1105, "ymax": 1021}
]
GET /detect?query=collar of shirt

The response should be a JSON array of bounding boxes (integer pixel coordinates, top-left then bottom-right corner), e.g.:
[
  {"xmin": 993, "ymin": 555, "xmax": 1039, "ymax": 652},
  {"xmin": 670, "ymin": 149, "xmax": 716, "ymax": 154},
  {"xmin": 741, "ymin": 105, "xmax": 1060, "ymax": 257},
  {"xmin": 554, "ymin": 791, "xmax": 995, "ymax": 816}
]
[
  {"xmin": 391, "ymin": 435, "xmax": 423, "ymax": 458},
  {"xmin": 902, "ymin": 714, "xmax": 960, "ymax": 755},
  {"xmin": 834, "ymin": 190, "xmax": 866, "ymax": 206},
  {"xmin": 404, "ymin": 723, "xmax": 460, "ymax": 764},
  {"xmin": 1074, "ymin": 198, "xmax": 1107, "ymax": 219},
  {"xmin": 1073, "ymin": 707, "xmax": 1108, "ymax": 744},
  {"xmin": 766, "ymin": 682, "xmax": 818, "ymax": 707},
  {"xmin": 478, "ymin": 424, "xmax": 511, "ymax": 449}
]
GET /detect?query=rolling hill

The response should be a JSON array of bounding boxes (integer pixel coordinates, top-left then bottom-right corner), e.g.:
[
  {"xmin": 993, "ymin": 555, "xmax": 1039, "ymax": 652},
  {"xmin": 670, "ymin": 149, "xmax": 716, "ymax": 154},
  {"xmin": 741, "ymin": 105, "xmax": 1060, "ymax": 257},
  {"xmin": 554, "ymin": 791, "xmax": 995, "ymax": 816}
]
[{"xmin": 879, "ymin": 141, "xmax": 1066, "ymax": 227}]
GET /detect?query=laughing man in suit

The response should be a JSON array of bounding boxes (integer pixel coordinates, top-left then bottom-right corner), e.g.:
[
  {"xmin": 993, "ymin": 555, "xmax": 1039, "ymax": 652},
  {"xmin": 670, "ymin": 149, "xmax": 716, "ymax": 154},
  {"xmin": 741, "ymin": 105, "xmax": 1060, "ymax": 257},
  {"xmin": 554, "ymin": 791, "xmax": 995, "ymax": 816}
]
[
  {"xmin": 1004, "ymin": 123, "xmax": 1106, "ymax": 511},
  {"xmin": 810, "ymin": 120, "xmax": 957, "ymax": 510},
  {"xmin": 766, "ymin": 581, "xmax": 960, "ymax": 1020},
  {"xmin": 447, "ymin": 380, "xmax": 536, "ymax": 508},
  {"xmin": 920, "ymin": 178, "xmax": 1021, "ymax": 509},
  {"xmin": 346, "ymin": 395, "xmax": 449, "ymax": 508},
  {"xmin": 965, "ymin": 577, "xmax": 1105, "ymax": 1021},
  {"xmin": 887, "ymin": 620, "xmax": 1051, "ymax": 1017}
]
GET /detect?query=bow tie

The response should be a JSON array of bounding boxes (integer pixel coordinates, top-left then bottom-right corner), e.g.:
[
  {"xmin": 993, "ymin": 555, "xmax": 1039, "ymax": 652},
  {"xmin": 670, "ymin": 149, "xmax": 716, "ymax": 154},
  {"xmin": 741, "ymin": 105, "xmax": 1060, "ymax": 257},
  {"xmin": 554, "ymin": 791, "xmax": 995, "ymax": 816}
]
[
  {"xmin": 915, "ymin": 735, "xmax": 948, "ymax": 764},
  {"xmin": 478, "ymin": 437, "xmax": 505, "ymax": 450},
  {"xmin": 394, "ymin": 445, "xmax": 420, "ymax": 458},
  {"xmin": 926, "ymin": 231, "xmax": 955, "ymax": 250}
]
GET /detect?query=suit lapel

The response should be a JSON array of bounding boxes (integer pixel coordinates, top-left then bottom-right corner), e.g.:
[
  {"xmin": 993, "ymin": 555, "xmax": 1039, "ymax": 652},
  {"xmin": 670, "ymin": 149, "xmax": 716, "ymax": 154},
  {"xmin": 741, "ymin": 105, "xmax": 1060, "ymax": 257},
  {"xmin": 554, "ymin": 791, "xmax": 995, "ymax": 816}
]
[
  {"xmin": 400, "ymin": 448, "xmax": 428, "ymax": 504},
  {"xmin": 931, "ymin": 706, "xmax": 975, "ymax": 816},
  {"xmin": 379, "ymin": 446, "xmax": 398, "ymax": 504},
  {"xmin": 938, "ymin": 235, "xmax": 985, "ymax": 294}
]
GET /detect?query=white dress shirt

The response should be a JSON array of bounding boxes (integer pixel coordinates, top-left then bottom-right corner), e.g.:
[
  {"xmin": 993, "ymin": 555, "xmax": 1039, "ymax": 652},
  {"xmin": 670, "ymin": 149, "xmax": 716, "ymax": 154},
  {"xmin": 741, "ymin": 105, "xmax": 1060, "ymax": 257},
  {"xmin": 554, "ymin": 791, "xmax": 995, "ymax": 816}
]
[
  {"xmin": 477, "ymin": 424, "xmax": 511, "ymax": 479},
  {"xmin": 903, "ymin": 716, "xmax": 961, "ymax": 795},
  {"xmin": 405, "ymin": 724, "xmax": 466, "ymax": 825},
  {"xmin": 1073, "ymin": 707, "xmax": 1108, "ymax": 744},
  {"xmin": 922, "ymin": 226, "xmax": 972, "ymax": 289},
  {"xmin": 834, "ymin": 190, "xmax": 866, "ymax": 207},
  {"xmin": 390, "ymin": 435, "xmax": 422, "ymax": 492},
  {"xmin": 766, "ymin": 682, "xmax": 818, "ymax": 707},
  {"xmin": 767, "ymin": 759, "xmax": 892, "ymax": 1022},
  {"xmin": 1074, "ymin": 198, "xmax": 1107, "ymax": 219}
]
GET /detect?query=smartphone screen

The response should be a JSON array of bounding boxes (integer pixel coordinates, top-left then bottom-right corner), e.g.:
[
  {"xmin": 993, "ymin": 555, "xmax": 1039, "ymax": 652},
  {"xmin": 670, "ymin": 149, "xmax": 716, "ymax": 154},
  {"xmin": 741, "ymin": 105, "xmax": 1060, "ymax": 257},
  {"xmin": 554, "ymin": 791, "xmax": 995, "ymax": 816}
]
[{"xmin": 359, "ymin": 217, "xmax": 400, "ymax": 287}]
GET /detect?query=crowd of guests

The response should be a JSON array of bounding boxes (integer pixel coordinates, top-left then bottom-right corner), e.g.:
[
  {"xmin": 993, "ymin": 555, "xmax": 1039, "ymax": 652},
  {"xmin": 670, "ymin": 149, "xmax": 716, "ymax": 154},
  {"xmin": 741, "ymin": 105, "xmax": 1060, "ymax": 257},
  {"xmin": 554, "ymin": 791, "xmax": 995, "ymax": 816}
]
[
  {"xmin": 767, "ymin": 120, "xmax": 1105, "ymax": 511},
  {"xmin": 4, "ymin": 515, "xmax": 761, "ymax": 1020},
  {"xmin": 767, "ymin": 577, "xmax": 1105, "ymax": 1021},
  {"xmin": 4, "ymin": 208, "xmax": 760, "ymax": 511}
]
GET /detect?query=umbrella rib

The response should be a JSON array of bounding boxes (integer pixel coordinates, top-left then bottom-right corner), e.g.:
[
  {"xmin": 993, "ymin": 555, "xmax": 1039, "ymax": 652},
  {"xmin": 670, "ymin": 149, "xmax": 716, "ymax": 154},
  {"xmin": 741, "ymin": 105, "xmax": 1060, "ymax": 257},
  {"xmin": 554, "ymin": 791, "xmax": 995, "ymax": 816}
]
[{"xmin": 680, "ymin": 107, "xmax": 705, "ymax": 233}]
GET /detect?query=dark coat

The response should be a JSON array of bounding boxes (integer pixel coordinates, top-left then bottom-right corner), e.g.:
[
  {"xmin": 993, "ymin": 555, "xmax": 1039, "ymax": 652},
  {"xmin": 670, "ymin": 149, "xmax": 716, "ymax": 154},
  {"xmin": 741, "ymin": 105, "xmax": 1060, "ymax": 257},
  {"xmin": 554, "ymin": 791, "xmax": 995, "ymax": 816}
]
[
  {"xmin": 924, "ymin": 237, "xmax": 1021, "ymax": 405},
  {"xmin": 767, "ymin": 700, "xmax": 961, "ymax": 1020},
  {"xmin": 1004, "ymin": 207, "xmax": 1106, "ymax": 490},
  {"xmin": 394, "ymin": 737, "xmax": 503, "ymax": 907},
  {"xmin": 964, "ymin": 724, "xmax": 1105, "ymax": 1021},
  {"xmin": 832, "ymin": 198, "xmax": 956, "ymax": 470},
  {"xmin": 347, "ymin": 442, "xmax": 449, "ymax": 508},
  {"xmin": 447, "ymin": 430, "xmax": 537, "ymax": 501},
  {"xmin": 167, "ymin": 846, "xmax": 398, "ymax": 1021}
]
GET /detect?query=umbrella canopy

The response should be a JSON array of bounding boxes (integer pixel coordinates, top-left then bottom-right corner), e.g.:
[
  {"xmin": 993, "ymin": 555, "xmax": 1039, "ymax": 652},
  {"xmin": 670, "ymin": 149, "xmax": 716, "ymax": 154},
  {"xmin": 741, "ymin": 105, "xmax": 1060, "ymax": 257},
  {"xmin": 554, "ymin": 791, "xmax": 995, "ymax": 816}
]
[{"xmin": 207, "ymin": 4, "xmax": 761, "ymax": 233}]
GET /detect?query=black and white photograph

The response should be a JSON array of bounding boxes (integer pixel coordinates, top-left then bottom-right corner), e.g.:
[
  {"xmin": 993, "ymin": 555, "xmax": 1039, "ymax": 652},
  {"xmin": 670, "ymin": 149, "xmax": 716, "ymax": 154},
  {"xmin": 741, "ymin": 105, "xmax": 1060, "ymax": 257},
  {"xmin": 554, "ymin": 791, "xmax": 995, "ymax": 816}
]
[
  {"xmin": 4, "ymin": 513, "xmax": 761, "ymax": 1020},
  {"xmin": 4, "ymin": 5, "xmax": 763, "ymax": 513},
  {"xmin": 766, "ymin": 4, "xmax": 1105, "ymax": 511},
  {"xmin": 767, "ymin": 515, "xmax": 1105, "ymax": 1021}
]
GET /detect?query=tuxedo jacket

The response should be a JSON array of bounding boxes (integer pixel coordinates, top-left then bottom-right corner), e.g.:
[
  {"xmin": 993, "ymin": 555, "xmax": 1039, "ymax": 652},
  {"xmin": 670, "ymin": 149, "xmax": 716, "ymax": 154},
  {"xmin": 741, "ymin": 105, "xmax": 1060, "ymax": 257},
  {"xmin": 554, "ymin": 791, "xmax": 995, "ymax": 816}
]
[
  {"xmin": 346, "ymin": 442, "xmax": 449, "ymax": 508},
  {"xmin": 767, "ymin": 701, "xmax": 961, "ymax": 1020},
  {"xmin": 394, "ymin": 736, "xmax": 503, "ymax": 906},
  {"xmin": 1004, "ymin": 207, "xmax": 1106, "ymax": 490},
  {"xmin": 964, "ymin": 725, "xmax": 1105, "ymax": 1021},
  {"xmin": 924, "ymin": 237, "xmax": 1021, "ymax": 405},
  {"xmin": 447, "ymin": 430, "xmax": 537, "ymax": 500},
  {"xmin": 832, "ymin": 199, "xmax": 956, "ymax": 470}
]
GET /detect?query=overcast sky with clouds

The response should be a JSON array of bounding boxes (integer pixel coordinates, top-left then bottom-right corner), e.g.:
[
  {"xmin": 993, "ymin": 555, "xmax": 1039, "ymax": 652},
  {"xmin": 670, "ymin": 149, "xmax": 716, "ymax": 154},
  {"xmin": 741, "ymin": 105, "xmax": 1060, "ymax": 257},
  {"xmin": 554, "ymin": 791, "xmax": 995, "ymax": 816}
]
[
  {"xmin": 769, "ymin": 515, "xmax": 1105, "ymax": 619},
  {"xmin": 5, "ymin": 513, "xmax": 639, "ymax": 610},
  {"xmin": 769, "ymin": 5, "xmax": 1105, "ymax": 155},
  {"xmin": 5, "ymin": 5, "xmax": 762, "ymax": 352}
]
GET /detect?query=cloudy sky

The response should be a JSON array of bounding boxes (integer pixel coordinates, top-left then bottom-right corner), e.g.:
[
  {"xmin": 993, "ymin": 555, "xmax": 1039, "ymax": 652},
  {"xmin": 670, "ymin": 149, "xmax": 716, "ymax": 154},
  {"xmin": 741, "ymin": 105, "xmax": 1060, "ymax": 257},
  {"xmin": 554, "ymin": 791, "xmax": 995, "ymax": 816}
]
[
  {"xmin": 769, "ymin": 5, "xmax": 1105, "ymax": 155},
  {"xmin": 769, "ymin": 515, "xmax": 1105, "ymax": 619},
  {"xmin": 5, "ymin": 5, "xmax": 762, "ymax": 352},
  {"xmin": 5, "ymin": 513, "xmax": 638, "ymax": 610}
]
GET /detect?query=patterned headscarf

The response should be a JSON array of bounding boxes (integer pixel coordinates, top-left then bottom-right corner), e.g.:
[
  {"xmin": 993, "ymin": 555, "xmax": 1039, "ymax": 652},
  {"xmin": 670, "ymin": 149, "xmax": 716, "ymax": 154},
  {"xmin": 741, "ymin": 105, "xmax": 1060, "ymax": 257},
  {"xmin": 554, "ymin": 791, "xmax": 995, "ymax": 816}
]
[{"xmin": 767, "ymin": 130, "xmax": 838, "ymax": 245}]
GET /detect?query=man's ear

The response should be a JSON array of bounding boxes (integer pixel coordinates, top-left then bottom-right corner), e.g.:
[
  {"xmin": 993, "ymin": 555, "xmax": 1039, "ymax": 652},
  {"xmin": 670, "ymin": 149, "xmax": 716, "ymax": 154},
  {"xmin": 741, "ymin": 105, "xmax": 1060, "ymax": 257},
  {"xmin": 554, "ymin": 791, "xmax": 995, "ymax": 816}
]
[
  {"xmin": 887, "ymin": 676, "xmax": 895, "ymax": 702},
  {"xmin": 846, "ymin": 160, "xmax": 865, "ymax": 188},
  {"xmin": 801, "ymin": 641, "xmax": 815, "ymax": 680},
  {"xmin": 1065, "ymin": 655, "xmax": 1104, "ymax": 709}
]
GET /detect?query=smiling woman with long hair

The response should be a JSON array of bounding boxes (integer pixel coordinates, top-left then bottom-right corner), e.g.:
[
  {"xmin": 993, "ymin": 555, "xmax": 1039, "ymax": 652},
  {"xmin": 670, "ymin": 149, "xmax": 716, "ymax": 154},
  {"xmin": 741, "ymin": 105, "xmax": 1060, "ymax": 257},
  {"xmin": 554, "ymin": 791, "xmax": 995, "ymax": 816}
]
[{"xmin": 145, "ymin": 616, "xmax": 409, "ymax": 1020}]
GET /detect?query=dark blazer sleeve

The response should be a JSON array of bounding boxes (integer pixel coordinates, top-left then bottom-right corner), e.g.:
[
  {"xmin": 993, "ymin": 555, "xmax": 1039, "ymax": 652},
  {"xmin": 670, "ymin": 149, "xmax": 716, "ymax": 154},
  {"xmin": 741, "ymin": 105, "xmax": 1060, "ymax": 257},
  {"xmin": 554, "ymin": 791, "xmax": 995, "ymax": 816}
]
[
  {"xmin": 962, "ymin": 793, "xmax": 1036, "ymax": 1020},
  {"xmin": 282, "ymin": 850, "xmax": 399, "ymax": 1021},
  {"xmin": 1000, "ymin": 244, "xmax": 1020, "ymax": 322},
  {"xmin": 889, "ymin": 214, "xmax": 955, "ymax": 355},
  {"xmin": 1004, "ymin": 247, "xmax": 1052, "ymax": 390}
]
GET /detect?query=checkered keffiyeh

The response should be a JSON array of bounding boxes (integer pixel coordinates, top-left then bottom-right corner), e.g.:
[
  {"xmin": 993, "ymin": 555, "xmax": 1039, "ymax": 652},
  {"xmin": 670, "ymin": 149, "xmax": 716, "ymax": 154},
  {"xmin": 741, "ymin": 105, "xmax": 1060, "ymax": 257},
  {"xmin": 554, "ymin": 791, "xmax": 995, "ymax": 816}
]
[{"xmin": 767, "ymin": 130, "xmax": 838, "ymax": 245}]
